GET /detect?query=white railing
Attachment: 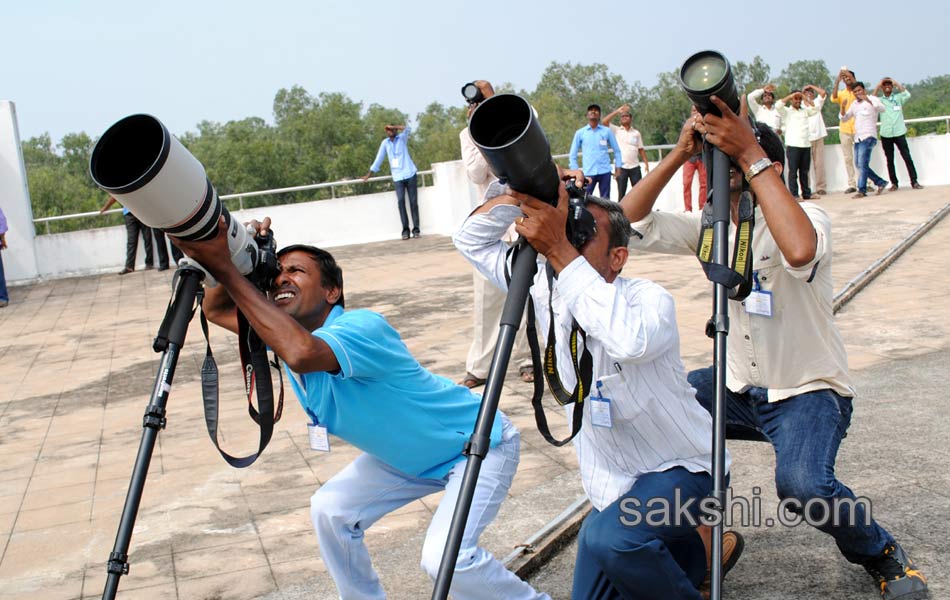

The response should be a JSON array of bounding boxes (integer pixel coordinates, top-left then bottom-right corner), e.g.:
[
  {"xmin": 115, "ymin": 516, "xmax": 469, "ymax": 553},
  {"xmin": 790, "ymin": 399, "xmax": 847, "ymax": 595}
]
[{"xmin": 826, "ymin": 114, "xmax": 950, "ymax": 134}]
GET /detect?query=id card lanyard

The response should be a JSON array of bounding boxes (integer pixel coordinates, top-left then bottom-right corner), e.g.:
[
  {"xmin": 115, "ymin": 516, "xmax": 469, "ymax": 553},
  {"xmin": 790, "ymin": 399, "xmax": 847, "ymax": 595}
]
[
  {"xmin": 590, "ymin": 381, "xmax": 612, "ymax": 428},
  {"xmin": 744, "ymin": 271, "xmax": 773, "ymax": 318}
]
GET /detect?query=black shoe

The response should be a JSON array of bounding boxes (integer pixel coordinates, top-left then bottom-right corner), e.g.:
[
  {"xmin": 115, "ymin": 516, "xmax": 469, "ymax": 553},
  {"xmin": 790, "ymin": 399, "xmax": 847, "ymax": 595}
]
[
  {"xmin": 802, "ymin": 194, "xmax": 812, "ymax": 200},
  {"xmin": 863, "ymin": 543, "xmax": 928, "ymax": 600},
  {"xmin": 412, "ymin": 231, "xmax": 421, "ymax": 238},
  {"xmin": 912, "ymin": 182, "xmax": 924, "ymax": 190},
  {"xmin": 401, "ymin": 232, "xmax": 410, "ymax": 240},
  {"xmin": 844, "ymin": 187, "xmax": 857, "ymax": 194},
  {"xmin": 144, "ymin": 264, "xmax": 155, "ymax": 271},
  {"xmin": 889, "ymin": 184, "xmax": 899, "ymax": 191},
  {"xmin": 118, "ymin": 267, "xmax": 134, "ymax": 275},
  {"xmin": 157, "ymin": 265, "xmax": 169, "ymax": 271}
]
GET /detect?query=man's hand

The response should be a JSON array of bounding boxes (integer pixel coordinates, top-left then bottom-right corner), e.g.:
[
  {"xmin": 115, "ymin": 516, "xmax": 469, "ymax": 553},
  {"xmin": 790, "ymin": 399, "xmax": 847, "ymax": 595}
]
[
  {"xmin": 764, "ymin": 83, "xmax": 776, "ymax": 94},
  {"xmin": 513, "ymin": 184, "xmax": 579, "ymax": 273},
  {"xmin": 677, "ymin": 110, "xmax": 704, "ymax": 158},
  {"xmin": 614, "ymin": 167, "xmax": 621, "ymax": 179},
  {"xmin": 171, "ymin": 216, "xmax": 241, "ymax": 278},
  {"xmin": 0, "ymin": 236, "xmax": 7, "ymax": 250},
  {"xmin": 699, "ymin": 95, "xmax": 767, "ymax": 172}
]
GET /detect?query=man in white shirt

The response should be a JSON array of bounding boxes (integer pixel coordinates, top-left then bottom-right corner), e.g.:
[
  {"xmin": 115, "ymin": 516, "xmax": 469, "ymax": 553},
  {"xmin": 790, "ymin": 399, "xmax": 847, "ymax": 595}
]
[
  {"xmin": 454, "ymin": 174, "xmax": 737, "ymax": 598},
  {"xmin": 457, "ymin": 80, "xmax": 534, "ymax": 388},
  {"xmin": 803, "ymin": 85, "xmax": 829, "ymax": 195},
  {"xmin": 620, "ymin": 95, "xmax": 928, "ymax": 600},
  {"xmin": 776, "ymin": 90, "xmax": 820, "ymax": 199},
  {"xmin": 748, "ymin": 85, "xmax": 783, "ymax": 137},
  {"xmin": 602, "ymin": 104, "xmax": 651, "ymax": 198},
  {"xmin": 840, "ymin": 81, "xmax": 888, "ymax": 198}
]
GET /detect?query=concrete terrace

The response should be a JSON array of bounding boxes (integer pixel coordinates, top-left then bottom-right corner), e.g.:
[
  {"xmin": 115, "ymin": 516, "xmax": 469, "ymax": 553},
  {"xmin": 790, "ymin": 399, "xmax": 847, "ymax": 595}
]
[{"xmin": 1, "ymin": 187, "xmax": 948, "ymax": 599}]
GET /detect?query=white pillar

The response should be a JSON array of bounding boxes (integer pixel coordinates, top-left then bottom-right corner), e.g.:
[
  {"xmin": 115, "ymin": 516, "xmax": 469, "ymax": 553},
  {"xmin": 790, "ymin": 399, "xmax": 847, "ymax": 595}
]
[{"xmin": 0, "ymin": 101, "xmax": 39, "ymax": 282}]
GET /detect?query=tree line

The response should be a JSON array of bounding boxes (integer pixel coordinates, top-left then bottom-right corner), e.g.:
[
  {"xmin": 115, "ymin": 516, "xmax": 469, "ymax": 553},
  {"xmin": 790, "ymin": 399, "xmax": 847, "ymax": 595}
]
[{"xmin": 22, "ymin": 59, "xmax": 950, "ymax": 233}]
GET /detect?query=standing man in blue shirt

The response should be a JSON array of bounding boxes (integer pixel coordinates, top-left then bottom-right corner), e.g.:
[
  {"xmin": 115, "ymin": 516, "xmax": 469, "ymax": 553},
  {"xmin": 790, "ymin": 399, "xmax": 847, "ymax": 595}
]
[
  {"xmin": 569, "ymin": 104, "xmax": 623, "ymax": 199},
  {"xmin": 363, "ymin": 124, "xmax": 421, "ymax": 240},
  {"xmin": 174, "ymin": 218, "xmax": 548, "ymax": 600}
]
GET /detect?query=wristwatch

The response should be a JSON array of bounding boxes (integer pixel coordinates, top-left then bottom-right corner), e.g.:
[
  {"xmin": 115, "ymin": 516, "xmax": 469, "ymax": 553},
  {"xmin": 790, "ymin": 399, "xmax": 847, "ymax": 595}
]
[{"xmin": 744, "ymin": 157, "xmax": 773, "ymax": 183}]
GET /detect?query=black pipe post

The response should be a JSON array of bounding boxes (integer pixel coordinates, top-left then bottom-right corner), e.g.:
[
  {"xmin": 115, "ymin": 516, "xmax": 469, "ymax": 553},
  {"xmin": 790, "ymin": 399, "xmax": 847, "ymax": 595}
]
[
  {"xmin": 706, "ymin": 144, "xmax": 733, "ymax": 600},
  {"xmin": 102, "ymin": 266, "xmax": 203, "ymax": 600}
]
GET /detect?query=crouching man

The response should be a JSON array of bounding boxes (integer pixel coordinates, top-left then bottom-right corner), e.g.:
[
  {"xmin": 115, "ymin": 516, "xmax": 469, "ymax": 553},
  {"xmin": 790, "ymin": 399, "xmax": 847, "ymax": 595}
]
[
  {"xmin": 175, "ymin": 221, "xmax": 548, "ymax": 600},
  {"xmin": 453, "ymin": 178, "xmax": 740, "ymax": 599}
]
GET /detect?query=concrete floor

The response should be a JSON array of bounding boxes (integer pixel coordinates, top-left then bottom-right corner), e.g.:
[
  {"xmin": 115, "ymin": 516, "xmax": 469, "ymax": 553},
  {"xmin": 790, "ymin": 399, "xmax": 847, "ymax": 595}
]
[{"xmin": 0, "ymin": 186, "xmax": 947, "ymax": 599}]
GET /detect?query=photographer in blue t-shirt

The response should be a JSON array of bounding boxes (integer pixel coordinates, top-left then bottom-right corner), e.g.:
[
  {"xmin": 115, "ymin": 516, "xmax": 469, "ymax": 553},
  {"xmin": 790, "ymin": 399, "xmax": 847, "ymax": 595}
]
[{"xmin": 173, "ymin": 218, "xmax": 547, "ymax": 600}]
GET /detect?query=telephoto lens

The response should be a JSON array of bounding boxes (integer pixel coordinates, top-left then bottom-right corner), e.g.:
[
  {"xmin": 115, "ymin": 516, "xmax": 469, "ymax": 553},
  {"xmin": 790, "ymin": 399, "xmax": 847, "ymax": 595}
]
[
  {"xmin": 90, "ymin": 114, "xmax": 262, "ymax": 277},
  {"xmin": 679, "ymin": 50, "xmax": 740, "ymax": 116}
]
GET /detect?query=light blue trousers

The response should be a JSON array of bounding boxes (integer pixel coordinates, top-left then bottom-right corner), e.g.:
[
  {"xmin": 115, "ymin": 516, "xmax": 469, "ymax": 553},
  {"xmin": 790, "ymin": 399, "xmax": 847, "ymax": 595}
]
[{"xmin": 309, "ymin": 415, "xmax": 550, "ymax": 600}]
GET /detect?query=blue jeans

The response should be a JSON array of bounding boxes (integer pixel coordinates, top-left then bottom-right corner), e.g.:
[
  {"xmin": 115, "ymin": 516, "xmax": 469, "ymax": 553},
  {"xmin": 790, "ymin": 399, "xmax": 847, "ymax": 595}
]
[
  {"xmin": 853, "ymin": 138, "xmax": 887, "ymax": 194},
  {"xmin": 393, "ymin": 173, "xmax": 420, "ymax": 236},
  {"xmin": 687, "ymin": 367, "xmax": 893, "ymax": 563},
  {"xmin": 0, "ymin": 249, "xmax": 7, "ymax": 303},
  {"xmin": 572, "ymin": 467, "xmax": 711, "ymax": 600},
  {"xmin": 585, "ymin": 172, "xmax": 612, "ymax": 199}
]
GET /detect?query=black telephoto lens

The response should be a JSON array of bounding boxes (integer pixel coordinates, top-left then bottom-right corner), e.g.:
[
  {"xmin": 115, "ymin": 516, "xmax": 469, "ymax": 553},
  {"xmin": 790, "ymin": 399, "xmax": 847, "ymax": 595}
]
[
  {"xmin": 680, "ymin": 50, "xmax": 740, "ymax": 116},
  {"xmin": 461, "ymin": 82, "xmax": 484, "ymax": 105}
]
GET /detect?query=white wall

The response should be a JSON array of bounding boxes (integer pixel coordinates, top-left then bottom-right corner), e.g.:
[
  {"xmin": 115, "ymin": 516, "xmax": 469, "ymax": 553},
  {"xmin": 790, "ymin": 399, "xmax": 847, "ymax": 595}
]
[
  {"xmin": 9, "ymin": 131, "xmax": 950, "ymax": 284},
  {"xmin": 0, "ymin": 101, "xmax": 40, "ymax": 281}
]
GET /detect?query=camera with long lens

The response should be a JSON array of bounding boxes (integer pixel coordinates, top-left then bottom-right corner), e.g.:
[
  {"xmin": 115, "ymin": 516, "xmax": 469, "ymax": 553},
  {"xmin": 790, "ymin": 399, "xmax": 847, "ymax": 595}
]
[
  {"xmin": 469, "ymin": 93, "xmax": 597, "ymax": 249},
  {"xmin": 90, "ymin": 114, "xmax": 281, "ymax": 291},
  {"xmin": 461, "ymin": 82, "xmax": 485, "ymax": 105},
  {"xmin": 679, "ymin": 50, "xmax": 740, "ymax": 117}
]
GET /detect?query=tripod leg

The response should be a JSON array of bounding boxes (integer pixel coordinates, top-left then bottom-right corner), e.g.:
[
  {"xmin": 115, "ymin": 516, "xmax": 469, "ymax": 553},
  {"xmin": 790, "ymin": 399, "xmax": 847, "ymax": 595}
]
[{"xmin": 102, "ymin": 268, "xmax": 202, "ymax": 600}]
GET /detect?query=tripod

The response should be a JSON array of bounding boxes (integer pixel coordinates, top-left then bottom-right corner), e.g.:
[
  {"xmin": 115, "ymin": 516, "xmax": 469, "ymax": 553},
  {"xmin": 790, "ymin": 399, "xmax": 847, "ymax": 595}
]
[
  {"xmin": 704, "ymin": 143, "xmax": 733, "ymax": 600},
  {"xmin": 102, "ymin": 265, "xmax": 204, "ymax": 600},
  {"xmin": 431, "ymin": 240, "xmax": 538, "ymax": 599}
]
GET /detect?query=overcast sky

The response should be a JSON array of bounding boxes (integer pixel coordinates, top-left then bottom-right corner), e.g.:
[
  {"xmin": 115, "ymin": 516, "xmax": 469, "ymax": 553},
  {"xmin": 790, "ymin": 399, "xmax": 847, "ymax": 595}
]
[{"xmin": 3, "ymin": 0, "xmax": 944, "ymax": 144}]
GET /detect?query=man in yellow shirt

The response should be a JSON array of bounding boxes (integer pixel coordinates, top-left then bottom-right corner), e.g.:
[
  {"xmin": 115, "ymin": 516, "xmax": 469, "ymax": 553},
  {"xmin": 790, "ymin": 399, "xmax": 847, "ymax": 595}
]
[{"xmin": 831, "ymin": 68, "xmax": 859, "ymax": 193}]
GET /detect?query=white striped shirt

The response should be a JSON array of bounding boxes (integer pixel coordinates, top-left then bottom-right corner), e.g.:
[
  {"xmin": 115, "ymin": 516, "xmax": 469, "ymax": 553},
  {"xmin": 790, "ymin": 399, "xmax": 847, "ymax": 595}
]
[{"xmin": 454, "ymin": 203, "xmax": 722, "ymax": 510}]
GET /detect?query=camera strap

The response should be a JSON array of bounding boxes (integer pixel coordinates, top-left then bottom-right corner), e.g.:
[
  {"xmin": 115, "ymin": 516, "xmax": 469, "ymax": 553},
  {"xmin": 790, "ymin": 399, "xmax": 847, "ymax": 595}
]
[
  {"xmin": 695, "ymin": 191, "xmax": 755, "ymax": 301},
  {"xmin": 197, "ymin": 299, "xmax": 283, "ymax": 468}
]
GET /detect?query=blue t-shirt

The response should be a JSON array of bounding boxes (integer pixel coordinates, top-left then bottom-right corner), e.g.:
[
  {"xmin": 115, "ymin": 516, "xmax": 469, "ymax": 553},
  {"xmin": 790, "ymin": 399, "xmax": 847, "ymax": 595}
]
[{"xmin": 285, "ymin": 305, "xmax": 502, "ymax": 479}]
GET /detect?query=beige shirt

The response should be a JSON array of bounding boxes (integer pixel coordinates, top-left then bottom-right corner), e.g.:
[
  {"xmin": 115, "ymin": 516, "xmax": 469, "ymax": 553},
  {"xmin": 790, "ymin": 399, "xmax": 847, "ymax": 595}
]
[
  {"xmin": 459, "ymin": 127, "xmax": 493, "ymax": 203},
  {"xmin": 630, "ymin": 203, "xmax": 854, "ymax": 402},
  {"xmin": 609, "ymin": 124, "xmax": 645, "ymax": 169}
]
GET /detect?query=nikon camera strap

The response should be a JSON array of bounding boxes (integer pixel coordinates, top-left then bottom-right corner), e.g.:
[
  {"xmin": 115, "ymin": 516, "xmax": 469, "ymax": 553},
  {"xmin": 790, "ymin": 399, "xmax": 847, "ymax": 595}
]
[
  {"xmin": 695, "ymin": 190, "xmax": 756, "ymax": 302},
  {"xmin": 199, "ymin": 297, "xmax": 284, "ymax": 468}
]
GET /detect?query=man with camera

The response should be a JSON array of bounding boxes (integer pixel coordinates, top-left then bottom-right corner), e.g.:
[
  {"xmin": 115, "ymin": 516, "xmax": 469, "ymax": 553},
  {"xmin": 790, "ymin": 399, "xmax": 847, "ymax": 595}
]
[
  {"xmin": 874, "ymin": 78, "xmax": 924, "ymax": 191},
  {"xmin": 619, "ymin": 95, "xmax": 928, "ymax": 600},
  {"xmin": 569, "ymin": 104, "xmax": 624, "ymax": 199},
  {"xmin": 454, "ymin": 172, "xmax": 735, "ymax": 598},
  {"xmin": 174, "ymin": 221, "xmax": 547, "ymax": 600},
  {"xmin": 362, "ymin": 124, "xmax": 421, "ymax": 240}
]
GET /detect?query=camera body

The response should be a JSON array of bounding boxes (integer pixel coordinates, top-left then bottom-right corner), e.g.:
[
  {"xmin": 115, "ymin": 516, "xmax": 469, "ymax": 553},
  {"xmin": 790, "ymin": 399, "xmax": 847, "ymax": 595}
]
[
  {"xmin": 564, "ymin": 179, "xmax": 597, "ymax": 250},
  {"xmin": 461, "ymin": 82, "xmax": 485, "ymax": 105},
  {"xmin": 247, "ymin": 230, "xmax": 281, "ymax": 292}
]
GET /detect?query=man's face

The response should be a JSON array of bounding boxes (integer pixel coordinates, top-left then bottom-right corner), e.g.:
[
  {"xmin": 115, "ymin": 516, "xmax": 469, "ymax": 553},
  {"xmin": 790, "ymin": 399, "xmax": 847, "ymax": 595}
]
[
  {"xmin": 620, "ymin": 113, "xmax": 632, "ymax": 126},
  {"xmin": 271, "ymin": 251, "xmax": 339, "ymax": 329},
  {"xmin": 842, "ymin": 72, "xmax": 855, "ymax": 87},
  {"xmin": 882, "ymin": 82, "xmax": 894, "ymax": 96},
  {"xmin": 790, "ymin": 93, "xmax": 803, "ymax": 109},
  {"xmin": 587, "ymin": 108, "xmax": 601, "ymax": 123},
  {"xmin": 853, "ymin": 85, "xmax": 867, "ymax": 101},
  {"xmin": 762, "ymin": 92, "xmax": 774, "ymax": 105},
  {"xmin": 803, "ymin": 89, "xmax": 816, "ymax": 102},
  {"xmin": 578, "ymin": 205, "xmax": 627, "ymax": 282},
  {"xmin": 385, "ymin": 127, "xmax": 397, "ymax": 139}
]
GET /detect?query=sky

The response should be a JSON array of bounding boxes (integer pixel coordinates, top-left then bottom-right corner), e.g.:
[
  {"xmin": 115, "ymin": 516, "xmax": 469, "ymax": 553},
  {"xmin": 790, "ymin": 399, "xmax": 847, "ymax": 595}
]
[{"xmin": 3, "ymin": 0, "xmax": 945, "ymax": 145}]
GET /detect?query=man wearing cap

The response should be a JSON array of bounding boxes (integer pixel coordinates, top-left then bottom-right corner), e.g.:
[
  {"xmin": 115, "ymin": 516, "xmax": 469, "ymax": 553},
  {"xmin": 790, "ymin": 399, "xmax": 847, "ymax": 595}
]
[
  {"xmin": 569, "ymin": 104, "xmax": 624, "ymax": 199},
  {"xmin": 874, "ymin": 78, "xmax": 923, "ymax": 191},
  {"xmin": 602, "ymin": 104, "xmax": 651, "ymax": 198}
]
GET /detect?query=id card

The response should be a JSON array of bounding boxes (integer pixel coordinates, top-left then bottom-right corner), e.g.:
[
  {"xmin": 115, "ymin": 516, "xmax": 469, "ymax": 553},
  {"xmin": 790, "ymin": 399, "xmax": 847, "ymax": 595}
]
[
  {"xmin": 390, "ymin": 157, "xmax": 401, "ymax": 168},
  {"xmin": 745, "ymin": 290, "xmax": 773, "ymax": 317},
  {"xmin": 599, "ymin": 139, "xmax": 608, "ymax": 146},
  {"xmin": 590, "ymin": 397, "xmax": 612, "ymax": 428},
  {"xmin": 308, "ymin": 423, "xmax": 331, "ymax": 452}
]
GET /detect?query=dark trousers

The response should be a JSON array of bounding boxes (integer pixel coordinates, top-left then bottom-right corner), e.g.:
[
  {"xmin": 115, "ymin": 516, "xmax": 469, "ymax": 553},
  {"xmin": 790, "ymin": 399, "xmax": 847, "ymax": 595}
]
[
  {"xmin": 152, "ymin": 229, "xmax": 184, "ymax": 269},
  {"xmin": 585, "ymin": 172, "xmax": 612, "ymax": 199},
  {"xmin": 0, "ymin": 249, "xmax": 8, "ymax": 303},
  {"xmin": 687, "ymin": 366, "xmax": 894, "ymax": 563},
  {"xmin": 881, "ymin": 135, "xmax": 919, "ymax": 187},
  {"xmin": 616, "ymin": 166, "xmax": 643, "ymax": 199},
  {"xmin": 394, "ymin": 174, "xmax": 420, "ymax": 235},
  {"xmin": 124, "ymin": 213, "xmax": 153, "ymax": 270},
  {"xmin": 786, "ymin": 146, "xmax": 812, "ymax": 198},
  {"xmin": 571, "ymin": 467, "xmax": 710, "ymax": 599}
]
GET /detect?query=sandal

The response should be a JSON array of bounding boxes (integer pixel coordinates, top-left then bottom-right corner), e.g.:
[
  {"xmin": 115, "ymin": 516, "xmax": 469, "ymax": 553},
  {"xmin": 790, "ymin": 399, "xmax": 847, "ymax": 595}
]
[
  {"xmin": 459, "ymin": 373, "xmax": 486, "ymax": 389},
  {"xmin": 519, "ymin": 365, "xmax": 535, "ymax": 383}
]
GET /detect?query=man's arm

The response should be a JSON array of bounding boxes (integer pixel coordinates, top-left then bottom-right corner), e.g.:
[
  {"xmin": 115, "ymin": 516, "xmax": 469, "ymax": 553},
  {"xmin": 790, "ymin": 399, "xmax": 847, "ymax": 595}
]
[
  {"xmin": 869, "ymin": 95, "xmax": 886, "ymax": 114},
  {"xmin": 619, "ymin": 114, "xmax": 701, "ymax": 220},
  {"xmin": 747, "ymin": 88, "xmax": 764, "ymax": 113},
  {"xmin": 700, "ymin": 96, "xmax": 817, "ymax": 267},
  {"xmin": 362, "ymin": 141, "xmax": 388, "ymax": 181},
  {"xmin": 568, "ymin": 130, "xmax": 582, "ymax": 170},
  {"xmin": 601, "ymin": 104, "xmax": 629, "ymax": 127},
  {"xmin": 830, "ymin": 72, "xmax": 844, "ymax": 102},
  {"xmin": 638, "ymin": 147, "xmax": 650, "ymax": 173},
  {"xmin": 459, "ymin": 128, "xmax": 492, "ymax": 186},
  {"xmin": 453, "ymin": 190, "xmax": 522, "ymax": 292},
  {"xmin": 200, "ymin": 284, "xmax": 240, "ymax": 334},
  {"xmin": 173, "ymin": 219, "xmax": 339, "ymax": 373},
  {"xmin": 607, "ymin": 129, "xmax": 624, "ymax": 174},
  {"xmin": 99, "ymin": 196, "xmax": 118, "ymax": 214}
]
